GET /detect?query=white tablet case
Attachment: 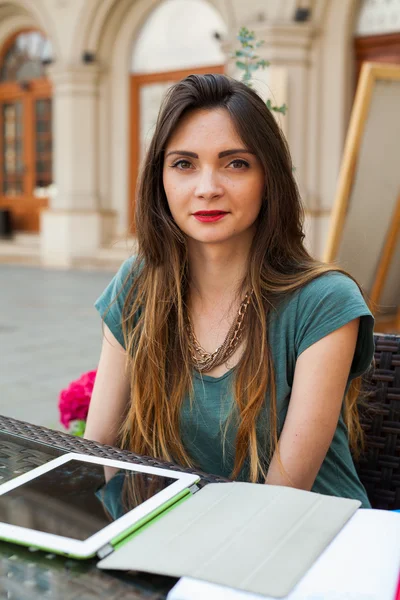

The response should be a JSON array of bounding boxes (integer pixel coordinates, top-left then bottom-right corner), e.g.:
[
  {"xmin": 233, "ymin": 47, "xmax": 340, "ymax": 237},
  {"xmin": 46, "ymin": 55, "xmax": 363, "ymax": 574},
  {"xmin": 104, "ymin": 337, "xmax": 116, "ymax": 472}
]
[{"xmin": 97, "ymin": 482, "xmax": 360, "ymax": 598}]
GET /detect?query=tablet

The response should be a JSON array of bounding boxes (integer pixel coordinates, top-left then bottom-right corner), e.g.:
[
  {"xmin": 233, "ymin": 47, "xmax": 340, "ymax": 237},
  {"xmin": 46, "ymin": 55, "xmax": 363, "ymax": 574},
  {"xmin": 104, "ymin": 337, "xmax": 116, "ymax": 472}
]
[{"xmin": 0, "ymin": 453, "xmax": 200, "ymax": 559}]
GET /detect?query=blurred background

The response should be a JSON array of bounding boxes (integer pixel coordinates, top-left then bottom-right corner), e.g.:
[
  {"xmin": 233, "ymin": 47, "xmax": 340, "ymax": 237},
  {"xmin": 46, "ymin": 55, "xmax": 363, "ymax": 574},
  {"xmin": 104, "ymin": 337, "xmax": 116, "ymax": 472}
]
[{"xmin": 0, "ymin": 0, "xmax": 399, "ymax": 429}]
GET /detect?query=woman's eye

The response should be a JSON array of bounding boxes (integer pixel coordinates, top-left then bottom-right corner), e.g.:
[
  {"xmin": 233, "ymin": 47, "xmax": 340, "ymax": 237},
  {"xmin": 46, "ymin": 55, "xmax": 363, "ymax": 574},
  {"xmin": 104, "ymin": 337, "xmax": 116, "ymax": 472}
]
[
  {"xmin": 171, "ymin": 160, "xmax": 192, "ymax": 170},
  {"xmin": 229, "ymin": 159, "xmax": 250, "ymax": 169}
]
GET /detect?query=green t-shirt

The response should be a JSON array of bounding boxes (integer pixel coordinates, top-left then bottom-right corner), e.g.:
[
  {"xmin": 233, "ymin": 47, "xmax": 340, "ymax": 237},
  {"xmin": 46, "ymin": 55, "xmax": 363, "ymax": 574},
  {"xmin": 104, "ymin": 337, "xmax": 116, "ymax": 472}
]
[{"xmin": 95, "ymin": 257, "xmax": 375, "ymax": 507}]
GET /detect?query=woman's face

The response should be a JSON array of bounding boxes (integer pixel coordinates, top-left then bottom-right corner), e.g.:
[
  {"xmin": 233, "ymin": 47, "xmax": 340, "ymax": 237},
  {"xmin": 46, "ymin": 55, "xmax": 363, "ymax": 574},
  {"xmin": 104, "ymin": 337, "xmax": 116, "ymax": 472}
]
[{"xmin": 163, "ymin": 108, "xmax": 264, "ymax": 249}]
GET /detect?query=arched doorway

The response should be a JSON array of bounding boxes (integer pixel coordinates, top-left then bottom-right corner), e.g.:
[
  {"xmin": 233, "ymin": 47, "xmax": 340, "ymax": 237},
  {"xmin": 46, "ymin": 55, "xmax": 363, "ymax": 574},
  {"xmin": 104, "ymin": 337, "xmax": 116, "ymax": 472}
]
[
  {"xmin": 129, "ymin": 0, "xmax": 227, "ymax": 230},
  {"xmin": 0, "ymin": 29, "xmax": 53, "ymax": 232}
]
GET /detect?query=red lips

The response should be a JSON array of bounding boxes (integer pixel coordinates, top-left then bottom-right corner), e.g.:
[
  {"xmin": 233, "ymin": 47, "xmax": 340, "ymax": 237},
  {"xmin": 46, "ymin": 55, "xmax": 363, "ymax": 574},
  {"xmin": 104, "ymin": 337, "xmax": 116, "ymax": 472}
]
[
  {"xmin": 193, "ymin": 211, "xmax": 228, "ymax": 216},
  {"xmin": 193, "ymin": 211, "xmax": 228, "ymax": 223}
]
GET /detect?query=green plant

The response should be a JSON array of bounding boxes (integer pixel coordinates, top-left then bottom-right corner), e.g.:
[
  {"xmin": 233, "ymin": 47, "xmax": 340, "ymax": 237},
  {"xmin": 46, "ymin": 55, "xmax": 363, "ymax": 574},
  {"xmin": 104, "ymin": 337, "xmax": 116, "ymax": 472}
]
[
  {"xmin": 233, "ymin": 27, "xmax": 288, "ymax": 116},
  {"xmin": 70, "ymin": 420, "xmax": 86, "ymax": 437}
]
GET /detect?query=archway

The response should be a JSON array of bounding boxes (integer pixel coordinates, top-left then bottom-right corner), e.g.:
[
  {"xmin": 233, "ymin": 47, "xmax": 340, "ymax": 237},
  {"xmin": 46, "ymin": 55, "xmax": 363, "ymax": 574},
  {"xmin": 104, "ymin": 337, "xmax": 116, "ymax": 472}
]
[{"xmin": 0, "ymin": 29, "xmax": 53, "ymax": 231}]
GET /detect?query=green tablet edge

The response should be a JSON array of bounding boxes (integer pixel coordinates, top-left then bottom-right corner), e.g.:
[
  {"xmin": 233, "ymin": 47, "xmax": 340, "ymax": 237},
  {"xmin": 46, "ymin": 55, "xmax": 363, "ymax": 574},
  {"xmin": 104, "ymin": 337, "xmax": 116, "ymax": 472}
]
[
  {"xmin": 68, "ymin": 487, "xmax": 194, "ymax": 559},
  {"xmin": 1, "ymin": 487, "xmax": 194, "ymax": 560},
  {"xmin": 111, "ymin": 487, "xmax": 192, "ymax": 551}
]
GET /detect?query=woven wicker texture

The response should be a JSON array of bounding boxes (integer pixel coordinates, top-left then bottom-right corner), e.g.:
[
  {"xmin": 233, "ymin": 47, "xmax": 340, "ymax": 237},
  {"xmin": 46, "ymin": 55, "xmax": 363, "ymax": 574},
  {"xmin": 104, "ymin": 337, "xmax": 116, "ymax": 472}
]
[
  {"xmin": 0, "ymin": 439, "xmax": 58, "ymax": 484},
  {"xmin": 355, "ymin": 334, "xmax": 400, "ymax": 510},
  {"xmin": 0, "ymin": 416, "xmax": 228, "ymax": 486}
]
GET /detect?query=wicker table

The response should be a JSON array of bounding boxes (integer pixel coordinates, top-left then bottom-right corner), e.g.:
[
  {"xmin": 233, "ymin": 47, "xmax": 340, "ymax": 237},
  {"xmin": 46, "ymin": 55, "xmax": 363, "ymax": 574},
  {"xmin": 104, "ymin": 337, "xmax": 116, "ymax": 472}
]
[{"xmin": 0, "ymin": 414, "xmax": 228, "ymax": 600}]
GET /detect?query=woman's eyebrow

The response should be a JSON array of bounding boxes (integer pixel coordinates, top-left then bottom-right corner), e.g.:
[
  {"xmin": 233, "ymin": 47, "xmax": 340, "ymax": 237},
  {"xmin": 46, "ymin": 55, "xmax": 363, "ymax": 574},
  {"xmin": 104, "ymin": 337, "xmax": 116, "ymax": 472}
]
[
  {"xmin": 165, "ymin": 149, "xmax": 255, "ymax": 159},
  {"xmin": 219, "ymin": 149, "xmax": 255, "ymax": 158}
]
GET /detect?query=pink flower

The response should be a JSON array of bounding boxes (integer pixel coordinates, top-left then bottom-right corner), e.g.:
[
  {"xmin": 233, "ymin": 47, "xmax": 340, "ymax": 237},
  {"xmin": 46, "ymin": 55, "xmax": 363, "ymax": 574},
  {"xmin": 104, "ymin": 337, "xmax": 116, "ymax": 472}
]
[{"xmin": 58, "ymin": 370, "xmax": 97, "ymax": 429}]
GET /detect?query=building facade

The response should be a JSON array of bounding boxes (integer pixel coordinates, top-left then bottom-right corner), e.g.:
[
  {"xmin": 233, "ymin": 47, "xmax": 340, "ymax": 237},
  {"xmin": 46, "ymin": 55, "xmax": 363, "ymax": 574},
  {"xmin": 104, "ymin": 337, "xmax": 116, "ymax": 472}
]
[{"xmin": 0, "ymin": 0, "xmax": 399, "ymax": 267}]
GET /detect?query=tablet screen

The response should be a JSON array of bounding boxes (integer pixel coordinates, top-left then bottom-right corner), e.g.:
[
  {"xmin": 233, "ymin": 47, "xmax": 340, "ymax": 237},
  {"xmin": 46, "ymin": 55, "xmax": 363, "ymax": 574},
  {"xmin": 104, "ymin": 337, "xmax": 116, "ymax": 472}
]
[{"xmin": 0, "ymin": 460, "xmax": 178, "ymax": 541}]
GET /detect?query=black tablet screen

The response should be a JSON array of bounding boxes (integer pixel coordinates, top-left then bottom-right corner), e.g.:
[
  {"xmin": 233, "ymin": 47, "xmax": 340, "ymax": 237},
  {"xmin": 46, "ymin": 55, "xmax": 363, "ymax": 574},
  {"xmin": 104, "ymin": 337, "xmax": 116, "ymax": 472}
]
[{"xmin": 0, "ymin": 460, "xmax": 178, "ymax": 540}]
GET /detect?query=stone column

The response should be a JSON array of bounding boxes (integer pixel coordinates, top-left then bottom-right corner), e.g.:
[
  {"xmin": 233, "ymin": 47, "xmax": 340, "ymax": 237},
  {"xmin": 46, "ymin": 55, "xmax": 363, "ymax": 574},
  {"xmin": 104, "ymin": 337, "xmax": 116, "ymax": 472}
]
[{"xmin": 41, "ymin": 63, "xmax": 116, "ymax": 267}]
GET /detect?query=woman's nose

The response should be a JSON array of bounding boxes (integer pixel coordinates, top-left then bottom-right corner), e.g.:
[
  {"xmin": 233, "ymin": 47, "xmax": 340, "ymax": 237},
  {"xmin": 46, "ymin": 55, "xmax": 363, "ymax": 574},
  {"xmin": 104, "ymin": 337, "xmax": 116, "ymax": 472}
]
[{"xmin": 194, "ymin": 168, "xmax": 224, "ymax": 200}]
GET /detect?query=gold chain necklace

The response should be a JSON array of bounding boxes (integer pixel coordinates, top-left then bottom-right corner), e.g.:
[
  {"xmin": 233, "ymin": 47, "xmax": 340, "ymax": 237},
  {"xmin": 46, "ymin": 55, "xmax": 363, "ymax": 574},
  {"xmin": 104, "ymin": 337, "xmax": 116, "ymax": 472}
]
[{"xmin": 186, "ymin": 291, "xmax": 253, "ymax": 373}]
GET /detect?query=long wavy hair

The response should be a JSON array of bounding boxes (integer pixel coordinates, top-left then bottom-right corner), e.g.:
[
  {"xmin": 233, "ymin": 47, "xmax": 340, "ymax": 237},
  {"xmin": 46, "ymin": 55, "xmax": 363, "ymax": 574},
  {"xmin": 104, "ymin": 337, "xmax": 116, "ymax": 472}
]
[{"xmin": 118, "ymin": 73, "xmax": 366, "ymax": 482}]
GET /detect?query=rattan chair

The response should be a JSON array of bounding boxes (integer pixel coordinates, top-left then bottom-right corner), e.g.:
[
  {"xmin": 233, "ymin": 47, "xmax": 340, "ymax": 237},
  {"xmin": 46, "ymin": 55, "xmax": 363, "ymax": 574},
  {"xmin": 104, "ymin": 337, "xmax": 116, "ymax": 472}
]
[{"xmin": 355, "ymin": 333, "xmax": 400, "ymax": 510}]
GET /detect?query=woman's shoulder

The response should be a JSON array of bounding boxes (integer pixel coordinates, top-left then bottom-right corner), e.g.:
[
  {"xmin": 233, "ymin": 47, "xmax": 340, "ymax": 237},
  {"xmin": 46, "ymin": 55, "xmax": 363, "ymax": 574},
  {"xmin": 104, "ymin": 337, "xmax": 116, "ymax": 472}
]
[
  {"xmin": 94, "ymin": 255, "xmax": 141, "ymax": 348},
  {"xmin": 98, "ymin": 255, "xmax": 140, "ymax": 304},
  {"xmin": 297, "ymin": 271, "xmax": 362, "ymax": 299},
  {"xmin": 271, "ymin": 270, "xmax": 373, "ymax": 343},
  {"xmin": 277, "ymin": 271, "xmax": 366, "ymax": 316},
  {"xmin": 275, "ymin": 271, "xmax": 374, "ymax": 370},
  {"xmin": 115, "ymin": 255, "xmax": 141, "ymax": 283}
]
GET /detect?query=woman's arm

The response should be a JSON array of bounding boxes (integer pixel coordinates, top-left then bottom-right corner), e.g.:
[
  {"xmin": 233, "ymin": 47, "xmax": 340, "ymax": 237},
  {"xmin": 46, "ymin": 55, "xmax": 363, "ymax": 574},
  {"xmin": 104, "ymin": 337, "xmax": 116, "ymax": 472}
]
[
  {"xmin": 84, "ymin": 324, "xmax": 131, "ymax": 447},
  {"xmin": 265, "ymin": 318, "xmax": 360, "ymax": 490}
]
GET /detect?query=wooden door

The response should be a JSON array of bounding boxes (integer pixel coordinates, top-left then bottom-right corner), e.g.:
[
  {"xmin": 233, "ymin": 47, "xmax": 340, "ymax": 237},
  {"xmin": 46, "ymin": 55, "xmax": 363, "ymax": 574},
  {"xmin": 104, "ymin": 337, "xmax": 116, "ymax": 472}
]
[
  {"xmin": 354, "ymin": 32, "xmax": 400, "ymax": 84},
  {"xmin": 129, "ymin": 64, "xmax": 224, "ymax": 232},
  {"xmin": 0, "ymin": 79, "xmax": 52, "ymax": 232}
]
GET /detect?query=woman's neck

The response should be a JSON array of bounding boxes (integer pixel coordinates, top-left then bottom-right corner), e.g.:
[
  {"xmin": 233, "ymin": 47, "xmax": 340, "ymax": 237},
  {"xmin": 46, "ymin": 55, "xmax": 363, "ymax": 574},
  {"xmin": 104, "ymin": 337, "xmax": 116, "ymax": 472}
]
[{"xmin": 187, "ymin": 238, "xmax": 252, "ymax": 308}]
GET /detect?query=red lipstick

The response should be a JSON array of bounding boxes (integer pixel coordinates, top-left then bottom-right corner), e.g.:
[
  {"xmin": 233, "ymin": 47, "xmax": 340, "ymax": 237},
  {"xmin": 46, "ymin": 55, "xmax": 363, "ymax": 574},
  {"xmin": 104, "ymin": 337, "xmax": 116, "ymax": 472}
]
[{"xmin": 193, "ymin": 210, "xmax": 228, "ymax": 223}]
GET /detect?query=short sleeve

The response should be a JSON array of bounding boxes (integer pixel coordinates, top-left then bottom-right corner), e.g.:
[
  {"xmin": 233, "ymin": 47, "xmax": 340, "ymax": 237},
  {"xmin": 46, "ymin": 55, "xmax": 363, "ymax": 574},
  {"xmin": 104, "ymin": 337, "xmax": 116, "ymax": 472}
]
[
  {"xmin": 295, "ymin": 273, "xmax": 375, "ymax": 379},
  {"xmin": 94, "ymin": 256, "xmax": 138, "ymax": 348}
]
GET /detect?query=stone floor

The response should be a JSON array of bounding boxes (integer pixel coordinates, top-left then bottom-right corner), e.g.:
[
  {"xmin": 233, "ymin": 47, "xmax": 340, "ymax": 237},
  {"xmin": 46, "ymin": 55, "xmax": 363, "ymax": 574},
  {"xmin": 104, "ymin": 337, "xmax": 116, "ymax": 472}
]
[{"xmin": 0, "ymin": 263, "xmax": 118, "ymax": 430}]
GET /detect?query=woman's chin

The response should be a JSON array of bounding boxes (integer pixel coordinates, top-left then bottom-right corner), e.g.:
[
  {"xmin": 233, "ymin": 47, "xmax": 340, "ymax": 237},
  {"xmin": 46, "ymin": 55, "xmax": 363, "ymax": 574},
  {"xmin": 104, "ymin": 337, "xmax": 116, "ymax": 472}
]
[
  {"xmin": 186, "ymin": 232, "xmax": 234, "ymax": 246},
  {"xmin": 184, "ymin": 224, "xmax": 256, "ymax": 248}
]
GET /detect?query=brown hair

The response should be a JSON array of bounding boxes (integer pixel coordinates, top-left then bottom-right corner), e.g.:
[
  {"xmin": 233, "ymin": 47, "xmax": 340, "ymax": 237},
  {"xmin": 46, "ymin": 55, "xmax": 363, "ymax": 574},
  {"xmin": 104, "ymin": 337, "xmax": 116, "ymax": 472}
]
[{"xmin": 119, "ymin": 73, "xmax": 365, "ymax": 481}]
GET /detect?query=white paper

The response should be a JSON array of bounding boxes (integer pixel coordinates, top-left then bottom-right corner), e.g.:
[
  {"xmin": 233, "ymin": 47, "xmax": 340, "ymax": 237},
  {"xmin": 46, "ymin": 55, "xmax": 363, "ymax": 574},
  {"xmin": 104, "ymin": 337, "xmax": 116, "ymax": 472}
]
[
  {"xmin": 168, "ymin": 578, "xmax": 263, "ymax": 599},
  {"xmin": 168, "ymin": 509, "xmax": 400, "ymax": 600}
]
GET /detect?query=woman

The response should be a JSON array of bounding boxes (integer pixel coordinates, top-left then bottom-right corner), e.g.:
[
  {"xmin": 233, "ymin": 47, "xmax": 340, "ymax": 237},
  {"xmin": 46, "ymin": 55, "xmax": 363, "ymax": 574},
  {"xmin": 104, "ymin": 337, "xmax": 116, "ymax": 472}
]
[{"xmin": 85, "ymin": 73, "xmax": 374, "ymax": 507}]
